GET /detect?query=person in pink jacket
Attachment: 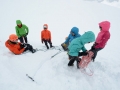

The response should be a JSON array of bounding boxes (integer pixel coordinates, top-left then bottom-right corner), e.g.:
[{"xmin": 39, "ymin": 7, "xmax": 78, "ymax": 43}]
[{"xmin": 90, "ymin": 21, "xmax": 110, "ymax": 62}]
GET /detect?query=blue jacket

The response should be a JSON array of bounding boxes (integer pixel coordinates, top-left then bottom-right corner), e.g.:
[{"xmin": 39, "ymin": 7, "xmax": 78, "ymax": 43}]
[
  {"xmin": 68, "ymin": 31, "xmax": 95, "ymax": 56},
  {"xmin": 64, "ymin": 27, "xmax": 81, "ymax": 44}
]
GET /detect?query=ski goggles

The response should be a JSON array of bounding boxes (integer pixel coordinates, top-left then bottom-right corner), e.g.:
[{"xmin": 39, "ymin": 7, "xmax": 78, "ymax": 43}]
[{"xmin": 43, "ymin": 26, "xmax": 47, "ymax": 28}]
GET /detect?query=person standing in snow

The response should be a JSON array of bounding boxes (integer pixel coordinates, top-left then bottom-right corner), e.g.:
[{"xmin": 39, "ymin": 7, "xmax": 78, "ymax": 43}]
[
  {"xmin": 61, "ymin": 27, "xmax": 81, "ymax": 51},
  {"xmin": 5, "ymin": 34, "xmax": 36, "ymax": 55},
  {"xmin": 15, "ymin": 20, "xmax": 29, "ymax": 44},
  {"xmin": 41, "ymin": 24, "xmax": 53, "ymax": 49},
  {"xmin": 67, "ymin": 31, "xmax": 95, "ymax": 68},
  {"xmin": 90, "ymin": 21, "xmax": 111, "ymax": 62}
]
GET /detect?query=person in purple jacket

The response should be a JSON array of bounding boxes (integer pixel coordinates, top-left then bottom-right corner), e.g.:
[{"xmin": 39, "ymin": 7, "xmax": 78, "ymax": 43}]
[{"xmin": 90, "ymin": 21, "xmax": 111, "ymax": 62}]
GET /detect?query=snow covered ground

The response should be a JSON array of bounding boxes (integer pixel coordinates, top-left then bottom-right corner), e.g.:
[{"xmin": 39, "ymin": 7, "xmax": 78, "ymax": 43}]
[{"xmin": 0, "ymin": 0, "xmax": 120, "ymax": 90}]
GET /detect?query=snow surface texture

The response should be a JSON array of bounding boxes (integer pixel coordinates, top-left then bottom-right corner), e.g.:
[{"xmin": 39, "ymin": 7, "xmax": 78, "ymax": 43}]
[{"xmin": 0, "ymin": 0, "xmax": 120, "ymax": 90}]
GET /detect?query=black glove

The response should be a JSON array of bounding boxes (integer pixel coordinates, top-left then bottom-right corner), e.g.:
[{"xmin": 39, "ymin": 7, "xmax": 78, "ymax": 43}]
[
  {"xmin": 23, "ymin": 33, "xmax": 28, "ymax": 37},
  {"xmin": 20, "ymin": 43, "xmax": 27, "ymax": 49},
  {"xmin": 26, "ymin": 33, "xmax": 28, "ymax": 35},
  {"xmin": 24, "ymin": 44, "xmax": 27, "ymax": 49}
]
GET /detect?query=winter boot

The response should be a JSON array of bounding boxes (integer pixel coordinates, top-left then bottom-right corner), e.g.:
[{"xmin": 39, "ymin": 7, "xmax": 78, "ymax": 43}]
[
  {"xmin": 50, "ymin": 45, "xmax": 53, "ymax": 48},
  {"xmin": 77, "ymin": 58, "xmax": 81, "ymax": 69},
  {"xmin": 47, "ymin": 46, "xmax": 49, "ymax": 49},
  {"xmin": 32, "ymin": 49, "xmax": 36, "ymax": 53}
]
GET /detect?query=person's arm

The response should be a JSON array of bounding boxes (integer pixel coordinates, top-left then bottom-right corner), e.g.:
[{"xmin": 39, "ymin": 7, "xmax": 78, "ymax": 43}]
[
  {"xmin": 13, "ymin": 46, "xmax": 25, "ymax": 55},
  {"xmin": 41, "ymin": 31, "xmax": 43, "ymax": 43},
  {"xmin": 5, "ymin": 41, "xmax": 25, "ymax": 55},
  {"xmin": 64, "ymin": 34, "xmax": 70, "ymax": 44},
  {"xmin": 49, "ymin": 31, "xmax": 51, "ymax": 42},
  {"xmin": 100, "ymin": 32, "xmax": 110, "ymax": 46},
  {"xmin": 81, "ymin": 46, "xmax": 87, "ymax": 52},
  {"xmin": 15, "ymin": 27, "xmax": 20, "ymax": 38},
  {"xmin": 24, "ymin": 25, "xmax": 29, "ymax": 34}
]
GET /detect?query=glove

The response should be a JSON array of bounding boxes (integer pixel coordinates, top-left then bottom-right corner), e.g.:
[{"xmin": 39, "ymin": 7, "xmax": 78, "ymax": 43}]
[
  {"xmin": 24, "ymin": 33, "xmax": 28, "ymax": 37},
  {"xmin": 23, "ymin": 44, "xmax": 28, "ymax": 48},
  {"xmin": 61, "ymin": 43, "xmax": 68, "ymax": 51},
  {"xmin": 61, "ymin": 43, "xmax": 67, "ymax": 47},
  {"xmin": 23, "ymin": 33, "xmax": 28, "ymax": 37}
]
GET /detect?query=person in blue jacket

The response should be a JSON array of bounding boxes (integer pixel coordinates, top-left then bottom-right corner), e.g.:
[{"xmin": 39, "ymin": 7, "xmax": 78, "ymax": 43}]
[
  {"xmin": 67, "ymin": 31, "xmax": 95, "ymax": 68},
  {"xmin": 61, "ymin": 27, "xmax": 81, "ymax": 51}
]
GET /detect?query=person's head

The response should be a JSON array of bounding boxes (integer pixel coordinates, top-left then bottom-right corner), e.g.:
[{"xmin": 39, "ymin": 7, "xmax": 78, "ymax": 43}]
[
  {"xmin": 81, "ymin": 31, "xmax": 95, "ymax": 44},
  {"xmin": 43, "ymin": 24, "xmax": 48, "ymax": 30},
  {"xmin": 70, "ymin": 27, "xmax": 79, "ymax": 36},
  {"xmin": 9, "ymin": 34, "xmax": 18, "ymax": 43},
  {"xmin": 99, "ymin": 21, "xmax": 110, "ymax": 31},
  {"xmin": 16, "ymin": 20, "xmax": 22, "ymax": 28}
]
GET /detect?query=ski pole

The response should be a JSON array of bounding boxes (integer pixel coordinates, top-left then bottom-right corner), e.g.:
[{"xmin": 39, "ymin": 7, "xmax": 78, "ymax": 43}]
[{"xmin": 51, "ymin": 50, "xmax": 62, "ymax": 58}]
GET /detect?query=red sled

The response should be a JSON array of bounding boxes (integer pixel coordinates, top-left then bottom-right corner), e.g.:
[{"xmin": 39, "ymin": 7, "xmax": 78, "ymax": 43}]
[{"xmin": 79, "ymin": 51, "xmax": 94, "ymax": 76}]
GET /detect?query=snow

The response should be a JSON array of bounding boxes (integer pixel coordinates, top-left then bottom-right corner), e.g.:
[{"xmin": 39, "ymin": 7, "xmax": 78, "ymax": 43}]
[{"xmin": 0, "ymin": 0, "xmax": 120, "ymax": 90}]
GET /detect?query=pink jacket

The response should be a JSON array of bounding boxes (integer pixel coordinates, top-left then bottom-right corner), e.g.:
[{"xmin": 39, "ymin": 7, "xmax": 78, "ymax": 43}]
[{"xmin": 95, "ymin": 21, "xmax": 110, "ymax": 49}]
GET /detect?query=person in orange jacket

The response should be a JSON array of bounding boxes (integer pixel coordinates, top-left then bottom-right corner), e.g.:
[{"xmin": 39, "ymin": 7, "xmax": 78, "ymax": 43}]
[
  {"xmin": 5, "ymin": 34, "xmax": 36, "ymax": 55},
  {"xmin": 41, "ymin": 24, "xmax": 53, "ymax": 49}
]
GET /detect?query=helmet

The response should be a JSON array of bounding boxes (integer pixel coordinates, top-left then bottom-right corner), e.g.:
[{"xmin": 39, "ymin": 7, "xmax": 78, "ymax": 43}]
[
  {"xmin": 43, "ymin": 24, "xmax": 48, "ymax": 29},
  {"xmin": 9, "ymin": 34, "xmax": 18, "ymax": 41}
]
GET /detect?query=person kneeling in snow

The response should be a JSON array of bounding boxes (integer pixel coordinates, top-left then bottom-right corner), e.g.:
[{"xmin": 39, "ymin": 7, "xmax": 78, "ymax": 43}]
[
  {"xmin": 67, "ymin": 31, "xmax": 95, "ymax": 68},
  {"xmin": 5, "ymin": 34, "xmax": 36, "ymax": 55},
  {"xmin": 90, "ymin": 21, "xmax": 111, "ymax": 62},
  {"xmin": 61, "ymin": 27, "xmax": 81, "ymax": 51}
]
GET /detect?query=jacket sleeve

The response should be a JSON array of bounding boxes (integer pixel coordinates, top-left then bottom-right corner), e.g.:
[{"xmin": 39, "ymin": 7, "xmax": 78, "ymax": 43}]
[
  {"xmin": 5, "ymin": 41, "xmax": 25, "ymax": 55},
  {"xmin": 41, "ymin": 31, "xmax": 43, "ymax": 41},
  {"xmin": 49, "ymin": 31, "xmax": 51, "ymax": 41},
  {"xmin": 15, "ymin": 26, "xmax": 20, "ymax": 38},
  {"xmin": 100, "ymin": 32, "xmax": 110, "ymax": 46},
  {"xmin": 5, "ymin": 40, "xmax": 10, "ymax": 48},
  {"xmin": 24, "ymin": 25, "xmax": 29, "ymax": 34},
  {"xmin": 13, "ymin": 46, "xmax": 25, "ymax": 55},
  {"xmin": 64, "ymin": 34, "xmax": 70, "ymax": 44},
  {"xmin": 81, "ymin": 46, "xmax": 87, "ymax": 52}
]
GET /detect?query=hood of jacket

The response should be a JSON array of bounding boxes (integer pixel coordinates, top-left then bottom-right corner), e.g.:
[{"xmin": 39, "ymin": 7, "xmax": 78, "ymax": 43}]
[
  {"xmin": 80, "ymin": 31, "xmax": 95, "ymax": 44},
  {"xmin": 16, "ymin": 20, "xmax": 22, "ymax": 25},
  {"xmin": 99, "ymin": 21, "xmax": 110, "ymax": 31},
  {"xmin": 70, "ymin": 27, "xmax": 79, "ymax": 36}
]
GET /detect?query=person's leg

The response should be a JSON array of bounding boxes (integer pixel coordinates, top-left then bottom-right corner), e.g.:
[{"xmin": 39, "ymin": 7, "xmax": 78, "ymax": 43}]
[
  {"xmin": 48, "ymin": 39, "xmax": 53, "ymax": 48},
  {"xmin": 91, "ymin": 48, "xmax": 102, "ymax": 62},
  {"xmin": 18, "ymin": 37, "xmax": 24, "ymax": 43},
  {"xmin": 24, "ymin": 36, "xmax": 28, "ymax": 43},
  {"xmin": 26, "ymin": 44, "xmax": 36, "ymax": 53},
  {"xmin": 68, "ymin": 56, "xmax": 78, "ymax": 66},
  {"xmin": 43, "ymin": 39, "xmax": 49, "ymax": 49}
]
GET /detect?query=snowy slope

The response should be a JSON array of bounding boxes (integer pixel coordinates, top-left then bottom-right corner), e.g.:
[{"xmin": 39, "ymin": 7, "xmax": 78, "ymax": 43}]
[{"xmin": 0, "ymin": 0, "xmax": 120, "ymax": 90}]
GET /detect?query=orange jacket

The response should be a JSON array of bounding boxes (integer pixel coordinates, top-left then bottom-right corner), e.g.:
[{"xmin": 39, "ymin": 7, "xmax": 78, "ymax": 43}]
[
  {"xmin": 5, "ymin": 40, "xmax": 25, "ymax": 55},
  {"xmin": 41, "ymin": 29, "xmax": 51, "ymax": 41}
]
